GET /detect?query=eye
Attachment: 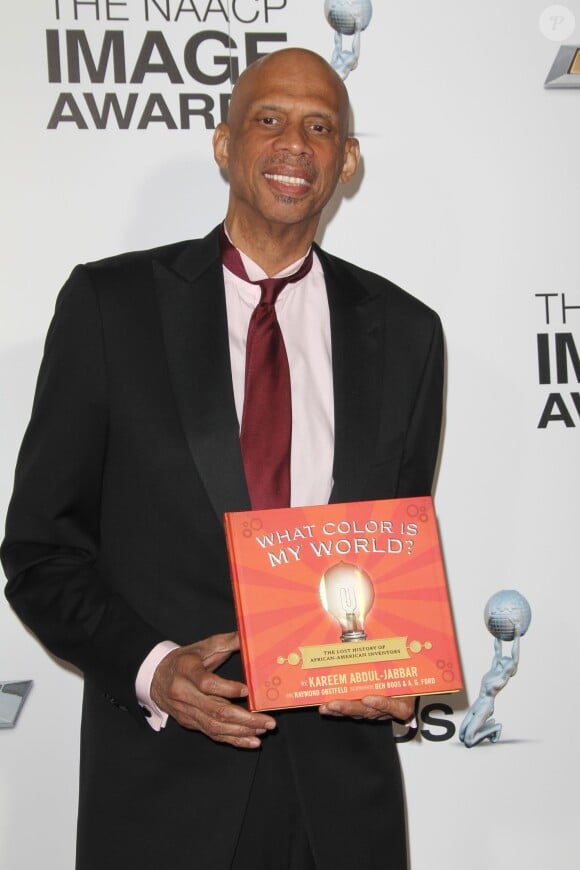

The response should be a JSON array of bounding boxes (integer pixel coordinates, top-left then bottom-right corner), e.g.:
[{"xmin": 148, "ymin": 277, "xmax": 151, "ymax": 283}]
[{"xmin": 258, "ymin": 116, "xmax": 280, "ymax": 126}]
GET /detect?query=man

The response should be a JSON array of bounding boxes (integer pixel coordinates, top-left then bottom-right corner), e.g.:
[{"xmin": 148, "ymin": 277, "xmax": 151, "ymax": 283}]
[{"xmin": 2, "ymin": 49, "xmax": 443, "ymax": 869}]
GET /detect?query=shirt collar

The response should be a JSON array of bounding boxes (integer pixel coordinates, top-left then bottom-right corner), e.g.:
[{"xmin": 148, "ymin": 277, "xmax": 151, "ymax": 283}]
[{"xmin": 223, "ymin": 224, "xmax": 311, "ymax": 283}]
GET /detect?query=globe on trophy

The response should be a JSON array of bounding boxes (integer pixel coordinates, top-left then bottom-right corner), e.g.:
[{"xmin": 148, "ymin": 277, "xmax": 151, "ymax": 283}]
[
  {"xmin": 484, "ymin": 589, "xmax": 532, "ymax": 641},
  {"xmin": 324, "ymin": 0, "xmax": 373, "ymax": 79},
  {"xmin": 459, "ymin": 589, "xmax": 532, "ymax": 748}
]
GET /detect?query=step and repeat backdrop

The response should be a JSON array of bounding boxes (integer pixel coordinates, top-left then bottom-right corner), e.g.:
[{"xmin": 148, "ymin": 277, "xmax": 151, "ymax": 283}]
[{"xmin": 1, "ymin": 2, "xmax": 579, "ymax": 867}]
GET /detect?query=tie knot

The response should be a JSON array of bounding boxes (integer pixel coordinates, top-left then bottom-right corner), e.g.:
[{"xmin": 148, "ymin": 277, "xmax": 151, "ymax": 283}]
[
  {"xmin": 259, "ymin": 277, "xmax": 288, "ymax": 306},
  {"xmin": 219, "ymin": 224, "xmax": 315, "ymax": 305}
]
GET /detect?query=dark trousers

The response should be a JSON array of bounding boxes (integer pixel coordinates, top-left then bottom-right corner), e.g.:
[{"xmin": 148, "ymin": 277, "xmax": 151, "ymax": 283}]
[{"xmin": 230, "ymin": 730, "xmax": 317, "ymax": 870}]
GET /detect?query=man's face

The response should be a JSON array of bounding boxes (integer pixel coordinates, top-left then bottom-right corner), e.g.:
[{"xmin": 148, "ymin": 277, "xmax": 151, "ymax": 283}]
[{"xmin": 213, "ymin": 51, "xmax": 359, "ymax": 235}]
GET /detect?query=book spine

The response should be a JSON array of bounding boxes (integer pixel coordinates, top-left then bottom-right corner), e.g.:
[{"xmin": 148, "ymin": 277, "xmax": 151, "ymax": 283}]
[{"xmin": 223, "ymin": 514, "xmax": 258, "ymax": 711}]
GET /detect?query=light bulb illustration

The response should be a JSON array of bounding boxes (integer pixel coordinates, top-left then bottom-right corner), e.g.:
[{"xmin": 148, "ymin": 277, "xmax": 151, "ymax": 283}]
[{"xmin": 319, "ymin": 561, "xmax": 375, "ymax": 642}]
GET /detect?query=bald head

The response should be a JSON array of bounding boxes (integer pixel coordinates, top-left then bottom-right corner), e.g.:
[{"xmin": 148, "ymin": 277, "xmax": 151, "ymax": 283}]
[{"xmin": 228, "ymin": 49, "xmax": 352, "ymax": 140}]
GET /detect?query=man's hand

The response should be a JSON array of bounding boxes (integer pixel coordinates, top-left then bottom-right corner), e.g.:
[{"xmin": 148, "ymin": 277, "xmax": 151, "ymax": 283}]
[
  {"xmin": 319, "ymin": 695, "xmax": 416, "ymax": 722},
  {"xmin": 150, "ymin": 631, "xmax": 276, "ymax": 749}
]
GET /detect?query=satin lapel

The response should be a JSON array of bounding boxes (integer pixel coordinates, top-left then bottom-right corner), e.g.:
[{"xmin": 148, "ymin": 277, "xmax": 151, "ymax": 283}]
[
  {"xmin": 316, "ymin": 249, "xmax": 385, "ymax": 504},
  {"xmin": 154, "ymin": 229, "xmax": 250, "ymax": 524}
]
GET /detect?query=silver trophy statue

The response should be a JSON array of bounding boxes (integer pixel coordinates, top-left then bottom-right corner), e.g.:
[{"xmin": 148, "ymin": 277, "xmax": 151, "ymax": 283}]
[
  {"xmin": 459, "ymin": 590, "xmax": 531, "ymax": 747},
  {"xmin": 325, "ymin": 0, "xmax": 373, "ymax": 80}
]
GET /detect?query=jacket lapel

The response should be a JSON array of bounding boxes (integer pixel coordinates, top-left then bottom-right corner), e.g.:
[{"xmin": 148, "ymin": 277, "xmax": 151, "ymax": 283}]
[
  {"xmin": 154, "ymin": 231, "xmax": 386, "ymax": 519},
  {"xmin": 316, "ymin": 248, "xmax": 385, "ymax": 504},
  {"xmin": 154, "ymin": 227, "xmax": 250, "ymax": 524}
]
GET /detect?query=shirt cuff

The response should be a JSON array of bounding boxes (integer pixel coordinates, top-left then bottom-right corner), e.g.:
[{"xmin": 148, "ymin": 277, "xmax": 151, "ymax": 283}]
[{"xmin": 135, "ymin": 640, "xmax": 180, "ymax": 731}]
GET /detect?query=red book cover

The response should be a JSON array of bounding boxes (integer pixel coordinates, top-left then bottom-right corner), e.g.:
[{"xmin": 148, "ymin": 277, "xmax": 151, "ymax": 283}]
[{"xmin": 225, "ymin": 496, "xmax": 462, "ymax": 711}]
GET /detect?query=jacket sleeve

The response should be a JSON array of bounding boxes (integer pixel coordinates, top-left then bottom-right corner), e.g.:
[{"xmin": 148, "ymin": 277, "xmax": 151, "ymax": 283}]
[
  {"xmin": 397, "ymin": 311, "xmax": 444, "ymax": 497},
  {"xmin": 1, "ymin": 265, "xmax": 164, "ymax": 720}
]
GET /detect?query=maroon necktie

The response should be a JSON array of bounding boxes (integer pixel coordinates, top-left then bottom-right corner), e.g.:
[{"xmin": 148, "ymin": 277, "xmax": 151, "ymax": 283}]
[{"xmin": 219, "ymin": 226, "xmax": 314, "ymax": 510}]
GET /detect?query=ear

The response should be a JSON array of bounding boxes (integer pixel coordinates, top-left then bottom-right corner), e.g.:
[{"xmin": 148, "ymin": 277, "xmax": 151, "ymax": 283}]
[
  {"xmin": 212, "ymin": 122, "xmax": 231, "ymax": 170},
  {"xmin": 339, "ymin": 137, "xmax": 360, "ymax": 184}
]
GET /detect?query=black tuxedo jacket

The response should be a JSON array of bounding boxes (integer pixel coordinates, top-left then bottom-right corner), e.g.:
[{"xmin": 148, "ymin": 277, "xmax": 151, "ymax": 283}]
[{"xmin": 2, "ymin": 227, "xmax": 443, "ymax": 870}]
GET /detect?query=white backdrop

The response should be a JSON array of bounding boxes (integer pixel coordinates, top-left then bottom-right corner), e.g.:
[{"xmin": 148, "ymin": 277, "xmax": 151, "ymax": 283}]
[{"xmin": 2, "ymin": 2, "xmax": 579, "ymax": 867}]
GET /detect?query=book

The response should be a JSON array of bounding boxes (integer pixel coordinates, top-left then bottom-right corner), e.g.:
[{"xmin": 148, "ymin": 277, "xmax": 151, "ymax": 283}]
[{"xmin": 225, "ymin": 496, "xmax": 462, "ymax": 711}]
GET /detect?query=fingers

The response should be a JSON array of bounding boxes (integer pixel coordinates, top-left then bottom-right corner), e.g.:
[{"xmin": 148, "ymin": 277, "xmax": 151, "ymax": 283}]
[
  {"xmin": 319, "ymin": 695, "xmax": 416, "ymax": 723},
  {"xmin": 171, "ymin": 666, "xmax": 277, "ymax": 749},
  {"xmin": 185, "ymin": 631, "xmax": 241, "ymax": 672},
  {"xmin": 362, "ymin": 695, "xmax": 416, "ymax": 721},
  {"xmin": 172, "ymin": 688, "xmax": 276, "ymax": 749},
  {"xmin": 319, "ymin": 701, "xmax": 365, "ymax": 719},
  {"xmin": 150, "ymin": 642, "xmax": 276, "ymax": 748}
]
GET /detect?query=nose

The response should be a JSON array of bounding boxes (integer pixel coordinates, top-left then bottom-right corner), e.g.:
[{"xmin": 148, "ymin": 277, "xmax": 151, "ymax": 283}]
[{"xmin": 274, "ymin": 121, "xmax": 314, "ymax": 156}]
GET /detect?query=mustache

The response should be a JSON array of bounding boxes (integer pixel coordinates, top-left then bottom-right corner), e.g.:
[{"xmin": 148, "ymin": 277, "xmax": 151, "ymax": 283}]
[{"xmin": 260, "ymin": 154, "xmax": 318, "ymax": 179}]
